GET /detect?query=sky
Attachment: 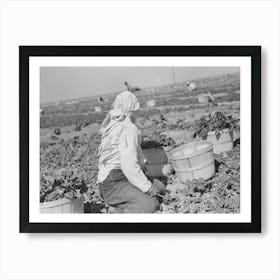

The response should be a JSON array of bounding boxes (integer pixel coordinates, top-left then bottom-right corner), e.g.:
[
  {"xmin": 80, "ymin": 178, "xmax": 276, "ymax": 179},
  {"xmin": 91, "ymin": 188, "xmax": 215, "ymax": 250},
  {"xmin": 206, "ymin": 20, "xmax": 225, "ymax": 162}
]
[{"xmin": 40, "ymin": 66, "xmax": 239, "ymax": 104}]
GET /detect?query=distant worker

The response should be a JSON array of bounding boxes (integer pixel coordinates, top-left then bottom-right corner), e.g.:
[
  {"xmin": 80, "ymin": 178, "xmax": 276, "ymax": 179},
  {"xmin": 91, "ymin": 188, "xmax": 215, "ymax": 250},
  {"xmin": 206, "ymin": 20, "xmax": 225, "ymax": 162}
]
[
  {"xmin": 99, "ymin": 97, "xmax": 104, "ymax": 103},
  {"xmin": 124, "ymin": 81, "xmax": 141, "ymax": 93},
  {"xmin": 160, "ymin": 114, "xmax": 167, "ymax": 122},
  {"xmin": 97, "ymin": 91, "xmax": 165, "ymax": 213},
  {"xmin": 207, "ymin": 91, "xmax": 215, "ymax": 102},
  {"xmin": 189, "ymin": 82, "xmax": 196, "ymax": 91}
]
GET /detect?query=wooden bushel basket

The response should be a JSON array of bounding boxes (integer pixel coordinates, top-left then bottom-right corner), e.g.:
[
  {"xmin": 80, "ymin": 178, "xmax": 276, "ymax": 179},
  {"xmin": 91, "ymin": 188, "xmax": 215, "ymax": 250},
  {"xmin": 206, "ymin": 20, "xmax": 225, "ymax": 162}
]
[
  {"xmin": 198, "ymin": 94, "xmax": 209, "ymax": 103},
  {"xmin": 94, "ymin": 106, "xmax": 102, "ymax": 112},
  {"xmin": 40, "ymin": 197, "xmax": 84, "ymax": 213},
  {"xmin": 146, "ymin": 99, "xmax": 156, "ymax": 108},
  {"xmin": 207, "ymin": 129, "xmax": 233, "ymax": 154},
  {"xmin": 162, "ymin": 146, "xmax": 174, "ymax": 162},
  {"xmin": 169, "ymin": 141, "xmax": 215, "ymax": 183}
]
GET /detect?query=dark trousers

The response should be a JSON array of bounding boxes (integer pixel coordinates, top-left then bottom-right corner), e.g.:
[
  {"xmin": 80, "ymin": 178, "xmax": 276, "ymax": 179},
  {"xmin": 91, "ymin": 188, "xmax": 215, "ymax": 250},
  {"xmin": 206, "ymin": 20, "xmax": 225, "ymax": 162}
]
[{"xmin": 99, "ymin": 169, "xmax": 159, "ymax": 213}]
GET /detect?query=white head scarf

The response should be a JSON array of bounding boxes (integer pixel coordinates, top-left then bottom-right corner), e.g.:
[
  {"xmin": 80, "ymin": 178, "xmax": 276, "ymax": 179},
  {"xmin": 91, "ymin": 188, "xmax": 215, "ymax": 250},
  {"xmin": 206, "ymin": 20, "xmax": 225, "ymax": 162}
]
[
  {"xmin": 100, "ymin": 91, "xmax": 140, "ymax": 132},
  {"xmin": 98, "ymin": 91, "xmax": 140, "ymax": 163}
]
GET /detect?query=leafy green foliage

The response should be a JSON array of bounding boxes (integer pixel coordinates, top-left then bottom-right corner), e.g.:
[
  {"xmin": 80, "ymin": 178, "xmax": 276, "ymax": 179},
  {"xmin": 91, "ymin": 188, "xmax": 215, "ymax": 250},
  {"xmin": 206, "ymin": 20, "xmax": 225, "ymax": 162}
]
[
  {"xmin": 141, "ymin": 114, "xmax": 176, "ymax": 149},
  {"xmin": 159, "ymin": 144, "xmax": 240, "ymax": 213},
  {"xmin": 193, "ymin": 111, "xmax": 239, "ymax": 140},
  {"xmin": 141, "ymin": 134, "xmax": 176, "ymax": 149},
  {"xmin": 40, "ymin": 132, "xmax": 101, "ymax": 203},
  {"xmin": 40, "ymin": 167, "xmax": 88, "ymax": 202}
]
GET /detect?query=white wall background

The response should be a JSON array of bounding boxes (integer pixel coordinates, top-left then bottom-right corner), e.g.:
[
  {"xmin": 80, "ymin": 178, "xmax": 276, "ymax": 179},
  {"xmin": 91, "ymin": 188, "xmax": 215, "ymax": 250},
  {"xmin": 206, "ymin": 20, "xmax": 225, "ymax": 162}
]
[{"xmin": 0, "ymin": 0, "xmax": 279, "ymax": 279}]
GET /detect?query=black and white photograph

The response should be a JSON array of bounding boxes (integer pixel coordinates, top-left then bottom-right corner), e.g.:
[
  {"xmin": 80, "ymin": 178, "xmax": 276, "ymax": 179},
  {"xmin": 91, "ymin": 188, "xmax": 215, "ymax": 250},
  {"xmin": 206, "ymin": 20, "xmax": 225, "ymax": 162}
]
[
  {"xmin": 20, "ymin": 46, "xmax": 261, "ymax": 232},
  {"xmin": 40, "ymin": 66, "xmax": 241, "ymax": 214}
]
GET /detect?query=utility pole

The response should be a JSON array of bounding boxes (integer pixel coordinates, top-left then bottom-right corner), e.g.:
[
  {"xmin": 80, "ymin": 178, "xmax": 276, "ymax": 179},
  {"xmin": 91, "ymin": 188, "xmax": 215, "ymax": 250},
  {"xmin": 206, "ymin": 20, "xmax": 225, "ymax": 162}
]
[{"xmin": 171, "ymin": 67, "xmax": 176, "ymax": 85}]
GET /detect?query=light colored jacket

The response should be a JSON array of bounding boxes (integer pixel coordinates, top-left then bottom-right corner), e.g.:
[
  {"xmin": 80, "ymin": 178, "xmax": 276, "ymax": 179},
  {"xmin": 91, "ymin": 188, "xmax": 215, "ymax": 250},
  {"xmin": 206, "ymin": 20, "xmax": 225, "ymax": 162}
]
[{"xmin": 97, "ymin": 117, "xmax": 152, "ymax": 193}]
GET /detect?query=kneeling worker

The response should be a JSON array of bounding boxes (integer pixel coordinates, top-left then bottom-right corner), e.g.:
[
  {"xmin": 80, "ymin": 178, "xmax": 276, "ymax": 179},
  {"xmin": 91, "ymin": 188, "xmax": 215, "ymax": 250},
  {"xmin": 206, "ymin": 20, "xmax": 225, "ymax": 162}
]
[{"xmin": 97, "ymin": 91, "xmax": 165, "ymax": 213}]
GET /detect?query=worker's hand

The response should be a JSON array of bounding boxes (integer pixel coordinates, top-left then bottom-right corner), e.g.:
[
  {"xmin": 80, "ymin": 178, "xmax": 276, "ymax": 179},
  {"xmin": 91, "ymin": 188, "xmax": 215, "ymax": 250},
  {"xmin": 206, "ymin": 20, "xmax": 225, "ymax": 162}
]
[
  {"xmin": 152, "ymin": 179, "xmax": 166, "ymax": 195},
  {"xmin": 147, "ymin": 179, "xmax": 166, "ymax": 197},
  {"xmin": 147, "ymin": 187, "xmax": 157, "ymax": 197}
]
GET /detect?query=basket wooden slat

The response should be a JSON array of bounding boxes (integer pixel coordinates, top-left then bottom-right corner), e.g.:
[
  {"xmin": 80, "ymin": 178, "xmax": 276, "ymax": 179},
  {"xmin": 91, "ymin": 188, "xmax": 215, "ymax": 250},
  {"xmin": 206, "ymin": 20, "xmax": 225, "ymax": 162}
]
[
  {"xmin": 198, "ymin": 94, "xmax": 209, "ymax": 103},
  {"xmin": 40, "ymin": 197, "xmax": 84, "ymax": 213},
  {"xmin": 169, "ymin": 141, "xmax": 215, "ymax": 182},
  {"xmin": 207, "ymin": 129, "xmax": 233, "ymax": 154}
]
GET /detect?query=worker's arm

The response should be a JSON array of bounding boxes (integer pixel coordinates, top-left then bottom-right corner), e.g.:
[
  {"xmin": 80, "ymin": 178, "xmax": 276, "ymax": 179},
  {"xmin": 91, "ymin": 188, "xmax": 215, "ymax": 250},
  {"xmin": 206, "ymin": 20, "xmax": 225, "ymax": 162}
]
[{"xmin": 120, "ymin": 125, "xmax": 152, "ymax": 193}]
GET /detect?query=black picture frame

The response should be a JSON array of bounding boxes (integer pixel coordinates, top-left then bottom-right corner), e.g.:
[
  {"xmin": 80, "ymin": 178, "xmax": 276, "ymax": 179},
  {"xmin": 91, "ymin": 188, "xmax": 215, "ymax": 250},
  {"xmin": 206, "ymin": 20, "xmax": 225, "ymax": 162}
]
[{"xmin": 20, "ymin": 46, "xmax": 261, "ymax": 233}]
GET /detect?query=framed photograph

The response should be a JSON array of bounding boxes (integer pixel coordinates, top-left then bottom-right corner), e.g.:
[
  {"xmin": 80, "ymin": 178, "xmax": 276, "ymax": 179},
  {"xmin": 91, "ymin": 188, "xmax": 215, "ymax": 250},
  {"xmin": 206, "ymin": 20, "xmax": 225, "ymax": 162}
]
[{"xmin": 20, "ymin": 46, "xmax": 261, "ymax": 233}]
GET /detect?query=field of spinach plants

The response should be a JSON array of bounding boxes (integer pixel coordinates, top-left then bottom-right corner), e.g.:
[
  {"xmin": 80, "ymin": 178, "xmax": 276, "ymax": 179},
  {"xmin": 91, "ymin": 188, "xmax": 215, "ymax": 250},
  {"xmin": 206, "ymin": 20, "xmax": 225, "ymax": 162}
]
[{"xmin": 40, "ymin": 72, "xmax": 240, "ymax": 213}]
